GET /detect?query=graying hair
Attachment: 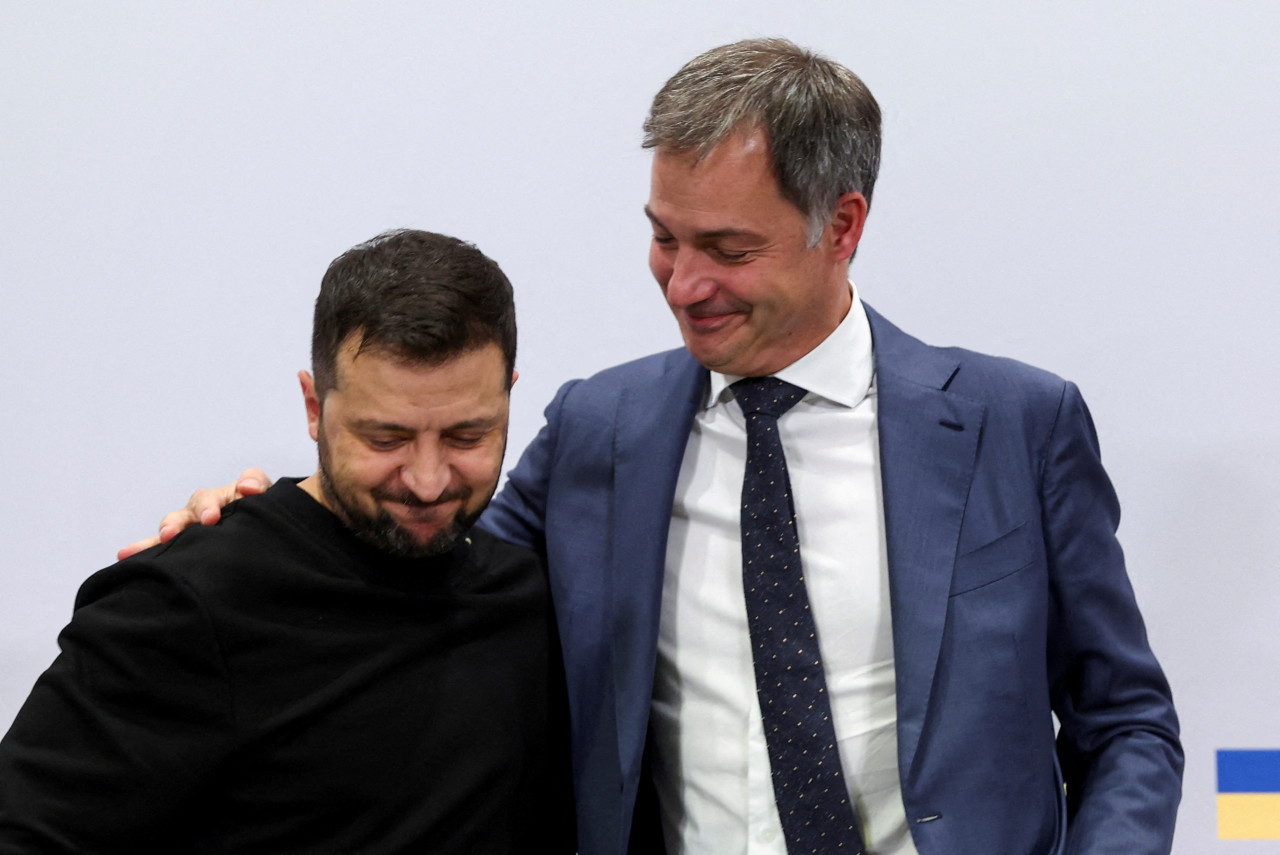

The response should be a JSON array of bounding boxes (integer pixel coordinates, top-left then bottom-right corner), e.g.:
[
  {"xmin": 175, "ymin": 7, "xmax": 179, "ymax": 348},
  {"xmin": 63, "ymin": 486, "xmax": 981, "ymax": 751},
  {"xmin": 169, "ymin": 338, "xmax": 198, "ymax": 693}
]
[{"xmin": 642, "ymin": 38, "xmax": 881, "ymax": 247}]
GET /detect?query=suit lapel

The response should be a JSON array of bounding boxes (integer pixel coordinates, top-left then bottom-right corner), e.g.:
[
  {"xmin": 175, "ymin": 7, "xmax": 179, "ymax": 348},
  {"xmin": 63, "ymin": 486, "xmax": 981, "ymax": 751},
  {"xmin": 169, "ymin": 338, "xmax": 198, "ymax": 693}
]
[
  {"xmin": 866, "ymin": 306, "xmax": 985, "ymax": 783},
  {"xmin": 609, "ymin": 350, "xmax": 707, "ymax": 776}
]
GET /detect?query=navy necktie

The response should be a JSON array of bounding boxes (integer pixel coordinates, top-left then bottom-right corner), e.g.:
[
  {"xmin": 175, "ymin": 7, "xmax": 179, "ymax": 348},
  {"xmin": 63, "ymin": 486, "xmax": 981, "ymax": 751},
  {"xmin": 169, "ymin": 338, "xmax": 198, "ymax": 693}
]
[{"xmin": 732, "ymin": 377, "xmax": 866, "ymax": 855}]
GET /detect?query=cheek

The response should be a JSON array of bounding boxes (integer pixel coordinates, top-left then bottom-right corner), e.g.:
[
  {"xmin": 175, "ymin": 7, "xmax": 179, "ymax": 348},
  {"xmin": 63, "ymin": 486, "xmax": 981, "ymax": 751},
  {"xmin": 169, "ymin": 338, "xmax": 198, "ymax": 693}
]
[
  {"xmin": 711, "ymin": 270, "xmax": 758, "ymax": 312},
  {"xmin": 457, "ymin": 444, "xmax": 506, "ymax": 491},
  {"xmin": 648, "ymin": 244, "xmax": 673, "ymax": 290},
  {"xmin": 334, "ymin": 444, "xmax": 400, "ymax": 490}
]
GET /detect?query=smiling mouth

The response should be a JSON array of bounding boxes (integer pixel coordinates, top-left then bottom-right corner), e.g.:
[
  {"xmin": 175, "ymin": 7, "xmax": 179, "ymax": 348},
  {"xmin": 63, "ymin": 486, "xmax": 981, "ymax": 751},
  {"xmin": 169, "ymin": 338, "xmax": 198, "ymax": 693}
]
[
  {"xmin": 682, "ymin": 309, "xmax": 743, "ymax": 332},
  {"xmin": 376, "ymin": 490, "xmax": 467, "ymax": 530},
  {"xmin": 386, "ymin": 499, "xmax": 458, "ymax": 521}
]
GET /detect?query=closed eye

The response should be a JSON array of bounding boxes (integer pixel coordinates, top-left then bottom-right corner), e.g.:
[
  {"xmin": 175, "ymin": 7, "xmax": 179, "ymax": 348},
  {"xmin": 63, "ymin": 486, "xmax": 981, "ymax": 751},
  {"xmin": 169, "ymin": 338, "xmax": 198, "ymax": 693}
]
[
  {"xmin": 712, "ymin": 247, "xmax": 750, "ymax": 262},
  {"xmin": 364, "ymin": 436, "xmax": 408, "ymax": 451}
]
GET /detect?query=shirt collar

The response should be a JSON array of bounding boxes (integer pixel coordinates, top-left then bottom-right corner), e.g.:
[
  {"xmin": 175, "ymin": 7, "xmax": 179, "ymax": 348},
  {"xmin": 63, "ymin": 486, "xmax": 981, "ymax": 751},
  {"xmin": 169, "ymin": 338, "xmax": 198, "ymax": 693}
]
[{"xmin": 704, "ymin": 281, "xmax": 875, "ymax": 410}]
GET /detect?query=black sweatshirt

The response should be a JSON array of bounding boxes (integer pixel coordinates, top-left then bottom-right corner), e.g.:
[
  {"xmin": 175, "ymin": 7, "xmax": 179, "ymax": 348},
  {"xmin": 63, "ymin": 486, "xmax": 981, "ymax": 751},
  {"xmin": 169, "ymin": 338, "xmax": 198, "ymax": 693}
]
[{"xmin": 0, "ymin": 479, "xmax": 574, "ymax": 853}]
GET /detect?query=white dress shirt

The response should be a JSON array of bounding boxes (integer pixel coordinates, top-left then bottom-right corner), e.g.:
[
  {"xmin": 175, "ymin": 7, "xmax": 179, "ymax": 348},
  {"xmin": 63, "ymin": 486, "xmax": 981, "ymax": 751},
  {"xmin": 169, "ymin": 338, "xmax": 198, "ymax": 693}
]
[{"xmin": 651, "ymin": 289, "xmax": 919, "ymax": 855}]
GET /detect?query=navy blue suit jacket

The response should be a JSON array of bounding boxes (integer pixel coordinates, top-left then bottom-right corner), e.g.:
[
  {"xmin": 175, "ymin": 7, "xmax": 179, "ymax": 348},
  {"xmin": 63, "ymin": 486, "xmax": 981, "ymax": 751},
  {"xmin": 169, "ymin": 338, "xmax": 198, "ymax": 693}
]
[{"xmin": 481, "ymin": 305, "xmax": 1182, "ymax": 855}]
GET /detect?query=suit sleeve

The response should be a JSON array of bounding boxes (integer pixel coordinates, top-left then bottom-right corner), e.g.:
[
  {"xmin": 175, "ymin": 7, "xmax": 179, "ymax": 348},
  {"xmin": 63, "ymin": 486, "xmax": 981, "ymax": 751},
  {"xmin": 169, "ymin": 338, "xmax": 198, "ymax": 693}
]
[
  {"xmin": 481, "ymin": 378, "xmax": 582, "ymax": 552},
  {"xmin": 1040, "ymin": 382, "xmax": 1183, "ymax": 855},
  {"xmin": 0, "ymin": 561, "xmax": 235, "ymax": 852}
]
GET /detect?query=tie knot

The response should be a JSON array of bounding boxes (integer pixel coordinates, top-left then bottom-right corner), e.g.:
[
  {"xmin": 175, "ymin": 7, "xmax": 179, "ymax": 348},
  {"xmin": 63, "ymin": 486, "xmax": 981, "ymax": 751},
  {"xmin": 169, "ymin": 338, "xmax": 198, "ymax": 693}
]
[{"xmin": 731, "ymin": 377, "xmax": 807, "ymax": 418}]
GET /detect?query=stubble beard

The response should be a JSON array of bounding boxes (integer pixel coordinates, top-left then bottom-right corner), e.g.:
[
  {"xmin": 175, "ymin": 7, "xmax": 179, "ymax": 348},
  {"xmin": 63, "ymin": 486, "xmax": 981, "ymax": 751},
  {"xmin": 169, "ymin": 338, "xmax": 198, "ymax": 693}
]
[{"xmin": 316, "ymin": 434, "xmax": 482, "ymax": 559}]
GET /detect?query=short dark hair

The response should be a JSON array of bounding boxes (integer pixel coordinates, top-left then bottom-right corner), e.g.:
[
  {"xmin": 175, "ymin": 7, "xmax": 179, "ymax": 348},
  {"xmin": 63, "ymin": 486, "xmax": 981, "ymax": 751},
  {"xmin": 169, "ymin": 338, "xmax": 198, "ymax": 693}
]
[
  {"xmin": 643, "ymin": 38, "xmax": 881, "ymax": 246},
  {"xmin": 311, "ymin": 229, "xmax": 516, "ymax": 398}
]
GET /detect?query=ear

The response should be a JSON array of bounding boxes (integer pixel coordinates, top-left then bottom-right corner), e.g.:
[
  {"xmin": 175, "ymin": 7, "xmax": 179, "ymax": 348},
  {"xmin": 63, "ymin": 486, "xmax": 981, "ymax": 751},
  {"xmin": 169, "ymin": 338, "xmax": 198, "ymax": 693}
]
[
  {"xmin": 510, "ymin": 368, "xmax": 519, "ymax": 389},
  {"xmin": 827, "ymin": 191, "xmax": 869, "ymax": 262},
  {"xmin": 299, "ymin": 370, "xmax": 322, "ymax": 442}
]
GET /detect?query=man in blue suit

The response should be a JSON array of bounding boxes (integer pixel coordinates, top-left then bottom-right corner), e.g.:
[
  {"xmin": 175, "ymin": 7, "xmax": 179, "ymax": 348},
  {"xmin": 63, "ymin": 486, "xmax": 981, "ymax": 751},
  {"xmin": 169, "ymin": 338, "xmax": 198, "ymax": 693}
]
[
  {"xmin": 134, "ymin": 38, "xmax": 1181, "ymax": 855},
  {"xmin": 480, "ymin": 39, "xmax": 1181, "ymax": 854}
]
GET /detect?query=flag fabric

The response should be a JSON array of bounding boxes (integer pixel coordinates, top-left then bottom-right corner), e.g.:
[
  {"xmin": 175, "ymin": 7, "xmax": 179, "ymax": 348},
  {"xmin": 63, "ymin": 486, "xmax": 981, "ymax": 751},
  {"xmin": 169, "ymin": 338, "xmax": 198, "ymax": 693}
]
[{"xmin": 1217, "ymin": 749, "xmax": 1280, "ymax": 839}]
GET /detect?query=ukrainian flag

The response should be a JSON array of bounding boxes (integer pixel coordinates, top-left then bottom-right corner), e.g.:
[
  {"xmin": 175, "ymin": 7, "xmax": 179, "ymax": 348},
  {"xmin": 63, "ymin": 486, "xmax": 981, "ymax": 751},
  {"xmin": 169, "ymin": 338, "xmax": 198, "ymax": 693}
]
[{"xmin": 1218, "ymin": 750, "xmax": 1280, "ymax": 839}]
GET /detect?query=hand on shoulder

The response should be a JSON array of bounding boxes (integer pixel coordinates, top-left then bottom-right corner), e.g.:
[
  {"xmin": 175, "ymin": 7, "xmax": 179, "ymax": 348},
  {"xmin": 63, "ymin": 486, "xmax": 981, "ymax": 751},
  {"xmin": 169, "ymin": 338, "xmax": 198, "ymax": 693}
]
[{"xmin": 116, "ymin": 469, "xmax": 272, "ymax": 560}]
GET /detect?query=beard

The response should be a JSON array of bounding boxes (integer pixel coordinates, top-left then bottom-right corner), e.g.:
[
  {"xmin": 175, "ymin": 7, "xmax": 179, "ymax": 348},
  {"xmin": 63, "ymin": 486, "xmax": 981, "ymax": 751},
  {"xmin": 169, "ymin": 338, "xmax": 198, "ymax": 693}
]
[{"xmin": 317, "ymin": 434, "xmax": 484, "ymax": 559}]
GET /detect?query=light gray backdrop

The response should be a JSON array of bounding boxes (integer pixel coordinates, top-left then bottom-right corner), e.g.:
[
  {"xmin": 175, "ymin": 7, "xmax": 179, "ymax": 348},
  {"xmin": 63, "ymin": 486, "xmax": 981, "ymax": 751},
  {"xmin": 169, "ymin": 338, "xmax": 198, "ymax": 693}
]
[{"xmin": 2, "ymin": 3, "xmax": 1277, "ymax": 851}]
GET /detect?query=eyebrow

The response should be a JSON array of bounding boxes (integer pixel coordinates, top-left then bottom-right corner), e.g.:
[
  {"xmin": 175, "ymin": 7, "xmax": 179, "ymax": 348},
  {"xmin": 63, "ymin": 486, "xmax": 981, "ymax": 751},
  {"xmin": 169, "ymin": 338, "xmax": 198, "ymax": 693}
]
[
  {"xmin": 643, "ymin": 206, "xmax": 765, "ymax": 243},
  {"xmin": 349, "ymin": 415, "xmax": 503, "ymax": 434}
]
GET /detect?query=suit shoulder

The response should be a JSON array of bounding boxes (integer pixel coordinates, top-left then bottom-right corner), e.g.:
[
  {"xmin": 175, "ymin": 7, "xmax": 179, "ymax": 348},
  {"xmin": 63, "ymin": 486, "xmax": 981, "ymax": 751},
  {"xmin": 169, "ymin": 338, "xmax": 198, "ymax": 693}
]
[
  {"xmin": 545, "ymin": 347, "xmax": 701, "ymax": 422},
  {"xmin": 568, "ymin": 347, "xmax": 693, "ymax": 393},
  {"xmin": 867, "ymin": 302, "xmax": 1069, "ymax": 410},
  {"xmin": 941, "ymin": 344, "xmax": 1069, "ymax": 403},
  {"xmin": 935, "ymin": 346, "xmax": 1092, "ymax": 471}
]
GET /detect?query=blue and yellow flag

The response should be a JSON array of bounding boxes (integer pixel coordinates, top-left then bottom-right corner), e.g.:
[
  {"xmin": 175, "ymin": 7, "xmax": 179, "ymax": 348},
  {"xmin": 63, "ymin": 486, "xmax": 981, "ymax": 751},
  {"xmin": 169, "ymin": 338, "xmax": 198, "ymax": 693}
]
[{"xmin": 1218, "ymin": 749, "xmax": 1280, "ymax": 839}]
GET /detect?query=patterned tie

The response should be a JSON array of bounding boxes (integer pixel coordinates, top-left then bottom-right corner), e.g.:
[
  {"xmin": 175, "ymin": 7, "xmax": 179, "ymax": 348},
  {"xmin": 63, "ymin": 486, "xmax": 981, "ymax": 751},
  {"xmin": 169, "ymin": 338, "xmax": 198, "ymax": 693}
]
[{"xmin": 732, "ymin": 377, "xmax": 866, "ymax": 855}]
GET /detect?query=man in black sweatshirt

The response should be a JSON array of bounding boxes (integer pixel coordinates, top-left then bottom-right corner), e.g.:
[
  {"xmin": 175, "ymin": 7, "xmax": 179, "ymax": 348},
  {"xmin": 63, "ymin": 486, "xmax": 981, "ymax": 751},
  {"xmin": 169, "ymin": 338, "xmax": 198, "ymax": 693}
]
[{"xmin": 0, "ymin": 229, "xmax": 574, "ymax": 854}]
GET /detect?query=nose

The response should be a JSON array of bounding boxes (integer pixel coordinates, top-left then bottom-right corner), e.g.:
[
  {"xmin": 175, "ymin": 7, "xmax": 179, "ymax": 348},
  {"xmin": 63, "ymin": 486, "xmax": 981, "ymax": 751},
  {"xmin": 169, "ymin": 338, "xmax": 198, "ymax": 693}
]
[
  {"xmin": 659, "ymin": 247, "xmax": 717, "ymax": 309},
  {"xmin": 399, "ymin": 443, "xmax": 451, "ymax": 502}
]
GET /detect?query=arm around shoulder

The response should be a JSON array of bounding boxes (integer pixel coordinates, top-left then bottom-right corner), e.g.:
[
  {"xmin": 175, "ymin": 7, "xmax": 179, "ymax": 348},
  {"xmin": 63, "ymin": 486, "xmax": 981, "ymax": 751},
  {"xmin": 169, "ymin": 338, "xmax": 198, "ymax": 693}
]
[
  {"xmin": 117, "ymin": 468, "xmax": 272, "ymax": 560},
  {"xmin": 480, "ymin": 379, "xmax": 584, "ymax": 552}
]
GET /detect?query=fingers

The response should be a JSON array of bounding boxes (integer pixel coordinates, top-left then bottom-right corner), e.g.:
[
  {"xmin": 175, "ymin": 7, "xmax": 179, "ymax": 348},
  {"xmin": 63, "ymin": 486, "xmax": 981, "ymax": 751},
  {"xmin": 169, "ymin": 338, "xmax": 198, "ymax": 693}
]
[
  {"xmin": 179, "ymin": 468, "xmax": 274, "ymax": 531},
  {"xmin": 185, "ymin": 486, "xmax": 235, "ymax": 530},
  {"xmin": 117, "ymin": 504, "xmax": 201, "ymax": 561},
  {"xmin": 117, "ymin": 536, "xmax": 161, "ymax": 562},
  {"xmin": 235, "ymin": 468, "xmax": 272, "ymax": 496},
  {"xmin": 116, "ymin": 468, "xmax": 275, "ymax": 562}
]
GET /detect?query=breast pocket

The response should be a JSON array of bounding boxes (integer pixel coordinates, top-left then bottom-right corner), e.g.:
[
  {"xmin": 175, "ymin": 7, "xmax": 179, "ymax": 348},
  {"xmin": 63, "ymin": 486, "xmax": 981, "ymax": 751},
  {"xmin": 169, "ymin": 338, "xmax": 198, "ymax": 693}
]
[{"xmin": 950, "ymin": 520, "xmax": 1040, "ymax": 596}]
